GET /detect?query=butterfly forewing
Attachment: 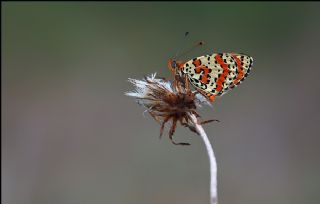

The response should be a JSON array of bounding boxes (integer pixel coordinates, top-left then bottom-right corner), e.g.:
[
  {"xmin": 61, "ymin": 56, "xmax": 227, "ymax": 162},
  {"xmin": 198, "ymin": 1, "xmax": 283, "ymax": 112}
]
[{"xmin": 181, "ymin": 53, "xmax": 253, "ymax": 98}]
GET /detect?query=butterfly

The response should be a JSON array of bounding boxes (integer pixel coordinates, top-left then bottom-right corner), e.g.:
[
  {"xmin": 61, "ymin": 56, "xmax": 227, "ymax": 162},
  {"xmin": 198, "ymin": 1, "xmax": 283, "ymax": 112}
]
[{"xmin": 168, "ymin": 53, "xmax": 253, "ymax": 102}]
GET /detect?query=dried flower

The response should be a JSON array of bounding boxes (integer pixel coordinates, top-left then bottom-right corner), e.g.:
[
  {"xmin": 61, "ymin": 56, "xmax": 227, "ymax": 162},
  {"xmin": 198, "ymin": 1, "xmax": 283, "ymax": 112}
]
[
  {"xmin": 125, "ymin": 73, "xmax": 218, "ymax": 145},
  {"xmin": 126, "ymin": 73, "xmax": 219, "ymax": 204}
]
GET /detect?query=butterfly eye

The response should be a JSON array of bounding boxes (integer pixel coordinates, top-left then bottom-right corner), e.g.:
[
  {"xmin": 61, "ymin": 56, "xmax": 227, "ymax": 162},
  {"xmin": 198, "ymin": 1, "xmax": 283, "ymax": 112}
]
[{"xmin": 172, "ymin": 60, "xmax": 177, "ymax": 68}]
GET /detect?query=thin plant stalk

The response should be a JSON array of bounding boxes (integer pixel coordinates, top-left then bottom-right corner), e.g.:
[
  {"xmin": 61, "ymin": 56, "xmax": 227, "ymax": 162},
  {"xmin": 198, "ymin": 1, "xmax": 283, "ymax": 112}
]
[{"xmin": 189, "ymin": 113, "xmax": 218, "ymax": 204}]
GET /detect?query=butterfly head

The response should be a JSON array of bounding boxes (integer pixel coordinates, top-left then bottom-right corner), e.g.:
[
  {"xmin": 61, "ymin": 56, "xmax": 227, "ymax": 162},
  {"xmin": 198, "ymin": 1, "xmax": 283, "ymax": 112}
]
[{"xmin": 168, "ymin": 58, "xmax": 184, "ymax": 75}]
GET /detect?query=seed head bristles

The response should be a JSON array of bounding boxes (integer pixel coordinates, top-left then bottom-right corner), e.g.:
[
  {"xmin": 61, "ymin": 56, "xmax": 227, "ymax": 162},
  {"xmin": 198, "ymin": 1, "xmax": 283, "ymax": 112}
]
[{"xmin": 126, "ymin": 73, "xmax": 218, "ymax": 145}]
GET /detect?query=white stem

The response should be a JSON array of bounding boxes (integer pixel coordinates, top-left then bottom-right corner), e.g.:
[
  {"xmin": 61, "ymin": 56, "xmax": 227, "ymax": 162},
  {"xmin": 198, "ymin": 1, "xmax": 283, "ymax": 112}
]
[{"xmin": 189, "ymin": 113, "xmax": 218, "ymax": 204}]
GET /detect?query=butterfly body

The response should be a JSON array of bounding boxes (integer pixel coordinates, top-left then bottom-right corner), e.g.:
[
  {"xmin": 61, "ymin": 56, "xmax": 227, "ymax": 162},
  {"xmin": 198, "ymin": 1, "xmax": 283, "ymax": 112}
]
[{"xmin": 170, "ymin": 53, "xmax": 253, "ymax": 102}]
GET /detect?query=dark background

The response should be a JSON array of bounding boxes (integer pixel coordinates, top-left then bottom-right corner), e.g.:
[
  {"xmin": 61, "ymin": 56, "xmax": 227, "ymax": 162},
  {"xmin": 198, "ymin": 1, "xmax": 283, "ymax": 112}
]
[{"xmin": 3, "ymin": 2, "xmax": 320, "ymax": 204}]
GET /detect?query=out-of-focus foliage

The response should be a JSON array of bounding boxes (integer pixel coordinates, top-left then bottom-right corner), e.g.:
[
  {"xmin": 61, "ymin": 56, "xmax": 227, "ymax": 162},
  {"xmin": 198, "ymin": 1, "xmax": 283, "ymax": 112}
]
[{"xmin": 3, "ymin": 2, "xmax": 320, "ymax": 204}]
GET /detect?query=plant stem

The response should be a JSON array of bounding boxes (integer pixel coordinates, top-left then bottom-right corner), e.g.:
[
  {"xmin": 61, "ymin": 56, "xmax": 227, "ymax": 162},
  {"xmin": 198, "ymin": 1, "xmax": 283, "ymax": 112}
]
[{"xmin": 189, "ymin": 113, "xmax": 218, "ymax": 204}]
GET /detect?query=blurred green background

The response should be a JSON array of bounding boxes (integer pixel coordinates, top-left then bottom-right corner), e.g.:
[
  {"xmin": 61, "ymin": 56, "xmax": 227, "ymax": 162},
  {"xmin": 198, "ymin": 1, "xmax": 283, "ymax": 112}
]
[{"xmin": 3, "ymin": 2, "xmax": 320, "ymax": 204}]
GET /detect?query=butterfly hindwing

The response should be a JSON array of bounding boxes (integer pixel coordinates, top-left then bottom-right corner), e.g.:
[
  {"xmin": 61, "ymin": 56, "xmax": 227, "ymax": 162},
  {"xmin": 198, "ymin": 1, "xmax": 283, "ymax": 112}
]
[{"xmin": 181, "ymin": 53, "xmax": 253, "ymax": 98}]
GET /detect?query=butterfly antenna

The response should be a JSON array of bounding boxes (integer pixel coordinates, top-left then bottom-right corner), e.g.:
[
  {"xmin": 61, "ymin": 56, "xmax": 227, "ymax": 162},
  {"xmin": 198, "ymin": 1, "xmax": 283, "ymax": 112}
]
[
  {"xmin": 174, "ymin": 31, "xmax": 190, "ymax": 60},
  {"xmin": 175, "ymin": 40, "xmax": 205, "ymax": 60}
]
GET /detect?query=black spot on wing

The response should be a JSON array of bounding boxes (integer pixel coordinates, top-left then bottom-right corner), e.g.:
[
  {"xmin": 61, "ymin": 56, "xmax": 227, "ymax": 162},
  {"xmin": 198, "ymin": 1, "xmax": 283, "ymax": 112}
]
[
  {"xmin": 201, "ymin": 83, "xmax": 207, "ymax": 90},
  {"xmin": 217, "ymin": 91, "xmax": 223, "ymax": 96}
]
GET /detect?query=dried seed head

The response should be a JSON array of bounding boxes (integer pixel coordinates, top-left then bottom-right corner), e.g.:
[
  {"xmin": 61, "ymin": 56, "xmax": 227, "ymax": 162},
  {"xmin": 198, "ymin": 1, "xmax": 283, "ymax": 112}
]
[{"xmin": 126, "ymin": 73, "xmax": 215, "ymax": 145}]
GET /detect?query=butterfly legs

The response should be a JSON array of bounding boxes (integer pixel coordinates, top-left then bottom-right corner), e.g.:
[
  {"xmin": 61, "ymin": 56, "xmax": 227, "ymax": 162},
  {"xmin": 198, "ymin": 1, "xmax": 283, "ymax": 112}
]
[
  {"xmin": 184, "ymin": 75, "xmax": 189, "ymax": 92},
  {"xmin": 167, "ymin": 59, "xmax": 175, "ymax": 77}
]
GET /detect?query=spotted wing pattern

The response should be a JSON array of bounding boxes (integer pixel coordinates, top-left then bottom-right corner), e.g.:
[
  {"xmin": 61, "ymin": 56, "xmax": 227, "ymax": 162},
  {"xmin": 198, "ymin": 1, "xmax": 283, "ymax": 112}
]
[{"xmin": 181, "ymin": 53, "xmax": 253, "ymax": 100}]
